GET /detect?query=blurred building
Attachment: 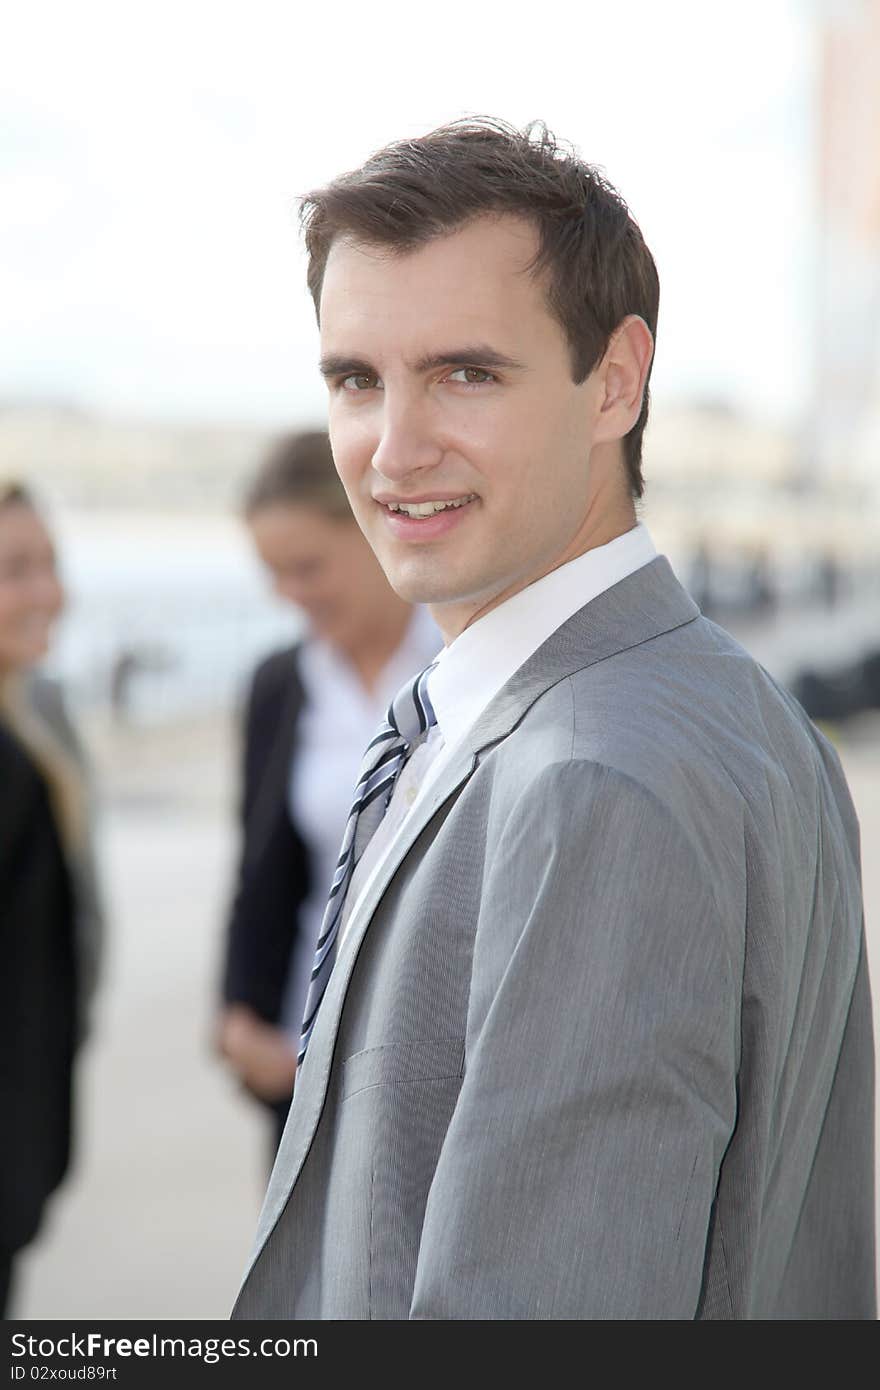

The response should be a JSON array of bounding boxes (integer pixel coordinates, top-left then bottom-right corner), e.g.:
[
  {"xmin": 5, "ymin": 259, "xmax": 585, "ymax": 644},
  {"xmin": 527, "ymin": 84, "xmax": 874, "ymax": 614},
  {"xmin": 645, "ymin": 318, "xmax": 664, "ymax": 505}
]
[
  {"xmin": 0, "ymin": 401, "xmax": 272, "ymax": 512},
  {"xmin": 806, "ymin": 0, "xmax": 880, "ymax": 494}
]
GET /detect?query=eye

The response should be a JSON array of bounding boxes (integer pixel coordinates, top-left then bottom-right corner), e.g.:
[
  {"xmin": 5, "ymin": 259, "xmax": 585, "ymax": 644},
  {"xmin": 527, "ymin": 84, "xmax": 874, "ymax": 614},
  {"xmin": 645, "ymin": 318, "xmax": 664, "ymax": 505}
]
[
  {"xmin": 447, "ymin": 367, "xmax": 496, "ymax": 386},
  {"xmin": 340, "ymin": 372, "xmax": 380, "ymax": 392}
]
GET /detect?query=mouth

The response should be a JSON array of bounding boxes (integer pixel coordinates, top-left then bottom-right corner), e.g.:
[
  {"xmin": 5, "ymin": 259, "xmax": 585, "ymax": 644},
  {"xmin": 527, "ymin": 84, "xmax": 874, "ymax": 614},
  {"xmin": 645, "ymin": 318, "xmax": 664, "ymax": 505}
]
[
  {"xmin": 382, "ymin": 494, "xmax": 477, "ymax": 519},
  {"xmin": 377, "ymin": 493, "xmax": 479, "ymax": 542}
]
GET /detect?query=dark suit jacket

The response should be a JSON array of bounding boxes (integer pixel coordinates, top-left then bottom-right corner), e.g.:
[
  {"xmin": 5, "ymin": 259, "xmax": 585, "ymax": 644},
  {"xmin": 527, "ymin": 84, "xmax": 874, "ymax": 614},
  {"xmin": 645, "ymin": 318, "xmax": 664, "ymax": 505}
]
[
  {"xmin": 222, "ymin": 646, "xmax": 311, "ymax": 1026},
  {"xmin": 0, "ymin": 723, "xmax": 76, "ymax": 1256}
]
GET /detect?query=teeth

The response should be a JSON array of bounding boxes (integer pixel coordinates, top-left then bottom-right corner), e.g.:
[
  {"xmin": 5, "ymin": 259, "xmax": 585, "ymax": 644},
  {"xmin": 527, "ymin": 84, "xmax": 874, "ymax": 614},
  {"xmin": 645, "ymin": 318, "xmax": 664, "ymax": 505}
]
[{"xmin": 387, "ymin": 495, "xmax": 476, "ymax": 517}]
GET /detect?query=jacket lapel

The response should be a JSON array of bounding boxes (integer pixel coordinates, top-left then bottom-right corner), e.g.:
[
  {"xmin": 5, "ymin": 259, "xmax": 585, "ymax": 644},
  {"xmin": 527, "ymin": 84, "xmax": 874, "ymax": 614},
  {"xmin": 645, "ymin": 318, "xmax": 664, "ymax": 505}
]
[
  {"xmin": 248, "ymin": 651, "xmax": 304, "ymax": 861},
  {"xmin": 246, "ymin": 740, "xmax": 479, "ymax": 1265},
  {"xmin": 242, "ymin": 555, "xmax": 700, "ymax": 1272},
  {"xmin": 463, "ymin": 555, "xmax": 699, "ymax": 751}
]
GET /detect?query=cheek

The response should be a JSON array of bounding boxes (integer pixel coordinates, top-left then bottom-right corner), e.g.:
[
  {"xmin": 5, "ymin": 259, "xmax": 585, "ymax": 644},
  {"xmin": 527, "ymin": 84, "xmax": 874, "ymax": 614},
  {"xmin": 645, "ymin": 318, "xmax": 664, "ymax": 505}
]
[
  {"xmin": 47, "ymin": 580, "xmax": 65, "ymax": 617},
  {"xmin": 0, "ymin": 587, "xmax": 22, "ymax": 623},
  {"xmin": 334, "ymin": 547, "xmax": 373, "ymax": 599},
  {"xmin": 457, "ymin": 397, "xmax": 548, "ymax": 486},
  {"xmin": 329, "ymin": 415, "xmax": 374, "ymax": 488},
  {"xmin": 446, "ymin": 396, "xmax": 510, "ymax": 456}
]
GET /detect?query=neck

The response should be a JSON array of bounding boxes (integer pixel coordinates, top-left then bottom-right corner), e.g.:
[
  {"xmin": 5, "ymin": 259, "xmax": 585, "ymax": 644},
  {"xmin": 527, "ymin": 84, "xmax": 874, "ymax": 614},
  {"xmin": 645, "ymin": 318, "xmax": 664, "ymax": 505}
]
[
  {"xmin": 433, "ymin": 492, "xmax": 637, "ymax": 644},
  {"xmin": 340, "ymin": 599, "xmax": 413, "ymax": 692}
]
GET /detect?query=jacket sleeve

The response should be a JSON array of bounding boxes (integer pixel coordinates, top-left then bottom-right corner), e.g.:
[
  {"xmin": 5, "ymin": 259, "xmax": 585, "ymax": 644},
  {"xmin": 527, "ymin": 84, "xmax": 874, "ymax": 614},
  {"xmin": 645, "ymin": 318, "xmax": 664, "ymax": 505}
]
[
  {"xmin": 220, "ymin": 654, "xmax": 309, "ymax": 1021},
  {"xmin": 32, "ymin": 676, "xmax": 106, "ymax": 1044},
  {"xmin": 409, "ymin": 760, "xmax": 739, "ymax": 1319}
]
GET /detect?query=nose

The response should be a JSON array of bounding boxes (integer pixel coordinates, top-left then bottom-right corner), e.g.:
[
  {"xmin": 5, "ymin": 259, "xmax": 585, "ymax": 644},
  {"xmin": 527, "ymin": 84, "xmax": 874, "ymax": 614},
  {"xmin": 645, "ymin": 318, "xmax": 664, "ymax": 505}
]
[{"xmin": 370, "ymin": 389, "xmax": 444, "ymax": 484}]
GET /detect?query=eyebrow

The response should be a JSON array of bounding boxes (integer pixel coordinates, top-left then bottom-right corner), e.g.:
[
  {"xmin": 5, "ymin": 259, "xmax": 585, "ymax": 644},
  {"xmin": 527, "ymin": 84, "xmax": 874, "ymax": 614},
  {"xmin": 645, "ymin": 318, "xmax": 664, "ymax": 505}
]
[
  {"xmin": 318, "ymin": 354, "xmax": 373, "ymax": 380},
  {"xmin": 318, "ymin": 345, "xmax": 526, "ymax": 378}
]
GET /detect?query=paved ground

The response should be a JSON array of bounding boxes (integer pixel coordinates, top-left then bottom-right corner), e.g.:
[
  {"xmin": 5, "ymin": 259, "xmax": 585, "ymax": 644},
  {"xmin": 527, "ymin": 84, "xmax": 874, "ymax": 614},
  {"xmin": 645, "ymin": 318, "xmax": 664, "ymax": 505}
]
[{"xmin": 11, "ymin": 703, "xmax": 880, "ymax": 1320}]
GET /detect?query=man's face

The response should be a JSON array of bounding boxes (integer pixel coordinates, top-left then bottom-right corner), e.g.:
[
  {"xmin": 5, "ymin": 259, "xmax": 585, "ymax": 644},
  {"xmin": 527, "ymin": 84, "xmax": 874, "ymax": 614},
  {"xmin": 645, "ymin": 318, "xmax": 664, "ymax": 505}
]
[{"xmin": 319, "ymin": 215, "xmax": 611, "ymax": 639}]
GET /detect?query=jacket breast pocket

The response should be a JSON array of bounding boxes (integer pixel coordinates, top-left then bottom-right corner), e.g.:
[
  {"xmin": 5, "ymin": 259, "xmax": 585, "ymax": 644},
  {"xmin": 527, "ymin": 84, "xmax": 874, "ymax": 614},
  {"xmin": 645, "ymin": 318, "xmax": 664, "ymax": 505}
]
[{"xmin": 341, "ymin": 1038, "xmax": 466, "ymax": 1103}]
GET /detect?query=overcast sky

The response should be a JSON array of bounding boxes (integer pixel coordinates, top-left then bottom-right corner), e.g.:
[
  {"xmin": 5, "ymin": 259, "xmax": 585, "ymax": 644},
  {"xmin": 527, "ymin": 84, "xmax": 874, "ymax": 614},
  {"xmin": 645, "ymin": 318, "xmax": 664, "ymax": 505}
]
[{"xmin": 2, "ymin": 0, "xmax": 817, "ymax": 428}]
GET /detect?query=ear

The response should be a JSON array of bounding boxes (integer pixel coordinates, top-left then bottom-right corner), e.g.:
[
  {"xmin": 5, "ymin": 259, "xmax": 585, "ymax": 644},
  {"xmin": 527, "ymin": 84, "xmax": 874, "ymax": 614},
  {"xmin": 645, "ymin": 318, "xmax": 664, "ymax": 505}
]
[{"xmin": 593, "ymin": 315, "xmax": 654, "ymax": 443}]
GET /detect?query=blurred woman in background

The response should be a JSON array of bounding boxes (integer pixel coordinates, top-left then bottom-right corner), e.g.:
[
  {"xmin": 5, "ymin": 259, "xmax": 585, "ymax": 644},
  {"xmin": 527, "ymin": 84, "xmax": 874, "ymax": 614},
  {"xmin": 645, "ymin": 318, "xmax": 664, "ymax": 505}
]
[
  {"xmin": 0, "ymin": 483, "xmax": 103, "ymax": 1316},
  {"xmin": 217, "ymin": 432, "xmax": 439, "ymax": 1152}
]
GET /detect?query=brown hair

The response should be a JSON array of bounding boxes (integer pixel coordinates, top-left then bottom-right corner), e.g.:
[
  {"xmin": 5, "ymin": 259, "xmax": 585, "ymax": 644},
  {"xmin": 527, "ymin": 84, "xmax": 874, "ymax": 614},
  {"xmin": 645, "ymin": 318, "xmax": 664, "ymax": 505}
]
[
  {"xmin": 301, "ymin": 118, "xmax": 659, "ymax": 497},
  {"xmin": 243, "ymin": 430, "xmax": 353, "ymax": 521}
]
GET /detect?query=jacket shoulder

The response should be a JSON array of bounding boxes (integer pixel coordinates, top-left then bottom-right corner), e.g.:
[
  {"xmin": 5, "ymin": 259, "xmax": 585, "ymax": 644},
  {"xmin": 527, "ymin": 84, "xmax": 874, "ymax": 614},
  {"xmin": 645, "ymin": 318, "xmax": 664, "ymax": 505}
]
[
  {"xmin": 26, "ymin": 672, "xmax": 85, "ymax": 762},
  {"xmin": 0, "ymin": 720, "xmax": 46, "ymax": 848},
  {"xmin": 246, "ymin": 643, "xmax": 303, "ymax": 711},
  {"xmin": 0, "ymin": 719, "xmax": 40, "ymax": 784}
]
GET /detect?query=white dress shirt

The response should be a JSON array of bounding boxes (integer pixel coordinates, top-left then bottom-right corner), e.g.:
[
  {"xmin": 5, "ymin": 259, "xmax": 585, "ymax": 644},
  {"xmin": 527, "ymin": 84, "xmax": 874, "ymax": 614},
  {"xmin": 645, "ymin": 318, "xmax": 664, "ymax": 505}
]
[{"xmin": 340, "ymin": 523, "xmax": 658, "ymax": 949}]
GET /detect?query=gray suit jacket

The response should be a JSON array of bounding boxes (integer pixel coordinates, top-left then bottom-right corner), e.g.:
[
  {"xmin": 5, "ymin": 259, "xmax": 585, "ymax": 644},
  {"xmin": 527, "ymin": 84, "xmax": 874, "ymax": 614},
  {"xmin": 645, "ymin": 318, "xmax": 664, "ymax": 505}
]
[{"xmin": 232, "ymin": 557, "xmax": 875, "ymax": 1319}]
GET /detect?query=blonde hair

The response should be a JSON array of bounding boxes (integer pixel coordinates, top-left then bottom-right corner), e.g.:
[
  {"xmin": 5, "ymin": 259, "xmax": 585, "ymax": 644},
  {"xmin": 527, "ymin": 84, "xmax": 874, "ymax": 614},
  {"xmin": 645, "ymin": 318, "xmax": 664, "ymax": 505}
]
[{"xmin": 0, "ymin": 481, "xmax": 87, "ymax": 855}]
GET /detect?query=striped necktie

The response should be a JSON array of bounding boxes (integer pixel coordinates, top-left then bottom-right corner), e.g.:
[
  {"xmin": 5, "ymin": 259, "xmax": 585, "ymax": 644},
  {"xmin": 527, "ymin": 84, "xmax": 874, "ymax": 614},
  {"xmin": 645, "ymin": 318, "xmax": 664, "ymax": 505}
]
[{"xmin": 298, "ymin": 661, "xmax": 438, "ymax": 1064}]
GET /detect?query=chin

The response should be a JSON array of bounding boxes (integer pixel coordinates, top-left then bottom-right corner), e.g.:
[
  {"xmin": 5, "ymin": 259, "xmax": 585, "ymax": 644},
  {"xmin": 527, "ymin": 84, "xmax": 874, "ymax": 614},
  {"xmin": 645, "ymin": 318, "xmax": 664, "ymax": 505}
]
[
  {"xmin": 379, "ymin": 557, "xmax": 457, "ymax": 606},
  {"xmin": 312, "ymin": 620, "xmax": 342, "ymax": 646},
  {"xmin": 6, "ymin": 649, "xmax": 44, "ymax": 672}
]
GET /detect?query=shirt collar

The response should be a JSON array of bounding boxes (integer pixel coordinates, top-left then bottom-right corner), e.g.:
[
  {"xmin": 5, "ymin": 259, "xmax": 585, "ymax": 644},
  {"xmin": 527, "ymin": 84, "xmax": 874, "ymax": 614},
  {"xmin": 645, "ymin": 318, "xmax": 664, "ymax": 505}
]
[{"xmin": 428, "ymin": 523, "xmax": 657, "ymax": 753}]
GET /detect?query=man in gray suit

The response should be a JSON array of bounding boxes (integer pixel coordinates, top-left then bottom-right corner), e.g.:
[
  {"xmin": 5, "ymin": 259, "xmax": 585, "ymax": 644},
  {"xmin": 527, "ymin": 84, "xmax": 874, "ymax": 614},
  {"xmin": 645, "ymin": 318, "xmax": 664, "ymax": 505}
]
[{"xmin": 232, "ymin": 119, "xmax": 875, "ymax": 1319}]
